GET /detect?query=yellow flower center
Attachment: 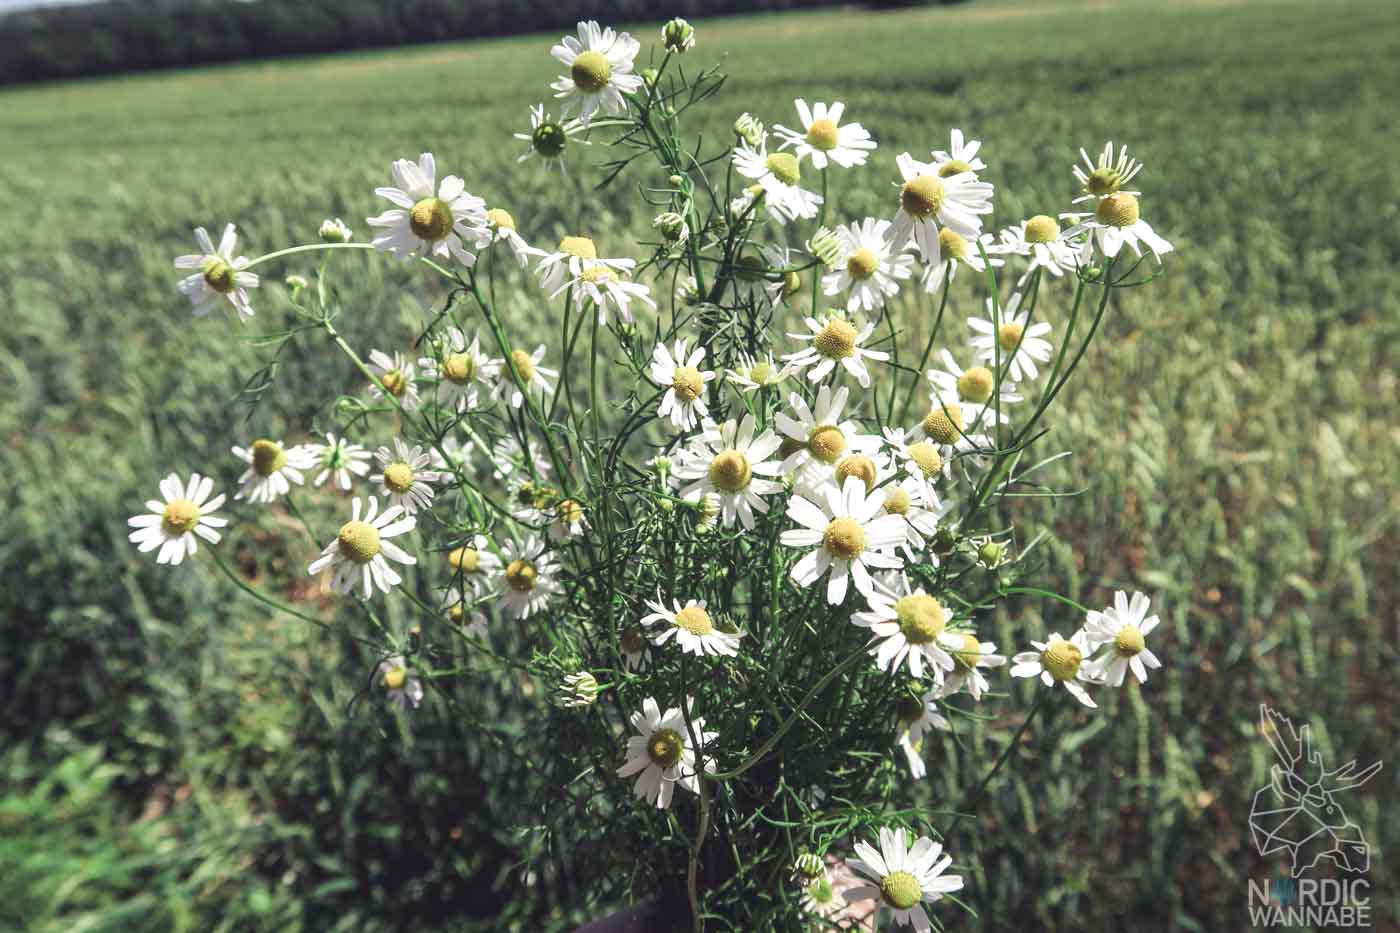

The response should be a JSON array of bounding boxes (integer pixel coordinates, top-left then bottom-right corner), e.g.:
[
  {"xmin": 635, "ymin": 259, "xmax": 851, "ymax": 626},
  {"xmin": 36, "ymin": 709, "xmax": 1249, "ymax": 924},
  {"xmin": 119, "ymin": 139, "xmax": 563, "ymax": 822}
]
[
  {"xmin": 1042, "ymin": 640, "xmax": 1084, "ymax": 681},
  {"xmin": 938, "ymin": 227, "xmax": 969, "ymax": 261},
  {"xmin": 748, "ymin": 360, "xmax": 774, "ymax": 384},
  {"xmin": 672, "ymin": 366, "xmax": 705, "ymax": 402},
  {"xmin": 895, "ymin": 594, "xmax": 948, "ymax": 645},
  {"xmin": 486, "ymin": 207, "xmax": 516, "ymax": 230},
  {"xmin": 383, "ymin": 462, "xmax": 415, "ymax": 494},
  {"xmin": 1024, "ymin": 214, "xmax": 1060, "ymax": 244},
  {"xmin": 511, "ymin": 349, "xmax": 537, "ymax": 382},
  {"xmin": 823, "ymin": 517, "xmax": 866, "ymax": 561},
  {"xmin": 835, "ymin": 454, "xmax": 878, "ymax": 492},
  {"xmin": 442, "ymin": 352, "xmax": 476, "ymax": 385},
  {"xmin": 937, "ymin": 158, "xmax": 974, "ymax": 178},
  {"xmin": 921, "ymin": 405, "xmax": 964, "ymax": 445},
  {"xmin": 337, "ymin": 520, "xmax": 381, "ymax": 564},
  {"xmin": 448, "ymin": 603, "xmax": 467, "ymax": 626},
  {"xmin": 674, "ymin": 604, "xmax": 715, "ymax": 636},
  {"xmin": 907, "ymin": 440, "xmax": 944, "ymax": 477},
  {"xmin": 505, "ymin": 559, "xmax": 538, "ymax": 592},
  {"xmin": 880, "ymin": 870, "xmax": 923, "ymax": 910},
  {"xmin": 383, "ymin": 667, "xmax": 407, "ymax": 690},
  {"xmin": 448, "ymin": 546, "xmax": 481, "ymax": 573},
  {"xmin": 580, "ymin": 264, "xmax": 617, "ymax": 284},
  {"xmin": 647, "ymin": 728, "xmax": 684, "ymax": 768},
  {"xmin": 900, "ymin": 175, "xmax": 946, "ymax": 218},
  {"xmin": 559, "ymin": 236, "xmax": 597, "ymax": 260},
  {"xmin": 957, "ymin": 366, "xmax": 995, "ymax": 404},
  {"xmin": 813, "ymin": 319, "xmax": 858, "ymax": 359},
  {"xmin": 556, "ymin": 498, "xmax": 584, "ymax": 526},
  {"xmin": 997, "ymin": 322, "xmax": 1024, "ymax": 351},
  {"xmin": 846, "ymin": 247, "xmax": 880, "ymax": 281},
  {"xmin": 161, "ymin": 499, "xmax": 201, "ymax": 536},
  {"xmin": 708, "ymin": 449, "xmax": 752, "ymax": 492},
  {"xmin": 1114, "ymin": 624, "xmax": 1146, "ymax": 657},
  {"xmin": 201, "ymin": 256, "xmax": 235, "ymax": 293},
  {"xmin": 1095, "ymin": 193, "xmax": 1140, "ymax": 228},
  {"xmin": 883, "ymin": 485, "xmax": 911, "ymax": 515},
  {"xmin": 571, "ymin": 50, "xmax": 613, "ymax": 92},
  {"xmin": 806, "ymin": 118, "xmax": 840, "ymax": 150},
  {"xmin": 379, "ymin": 369, "xmax": 407, "ymax": 397},
  {"xmin": 250, "ymin": 439, "xmax": 286, "ymax": 477},
  {"xmin": 953, "ymin": 633, "xmax": 983, "ymax": 671},
  {"xmin": 808, "ymin": 424, "xmax": 848, "ymax": 464},
  {"xmin": 765, "ymin": 152, "xmax": 801, "ymax": 186},
  {"xmin": 782, "ymin": 270, "xmax": 802, "ymax": 298},
  {"xmin": 409, "ymin": 197, "xmax": 454, "ymax": 241}
]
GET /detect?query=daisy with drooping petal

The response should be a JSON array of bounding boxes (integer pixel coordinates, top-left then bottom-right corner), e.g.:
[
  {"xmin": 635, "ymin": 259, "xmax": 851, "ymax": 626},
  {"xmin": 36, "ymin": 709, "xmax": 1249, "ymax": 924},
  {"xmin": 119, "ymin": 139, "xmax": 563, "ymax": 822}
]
[
  {"xmin": 128, "ymin": 472, "xmax": 227, "ymax": 566},
  {"xmin": 853, "ymin": 574, "xmax": 956, "ymax": 681},
  {"xmin": 726, "ymin": 353, "xmax": 796, "ymax": 394},
  {"xmin": 307, "ymin": 433, "xmax": 371, "ymax": 490},
  {"xmin": 497, "ymin": 535, "xmax": 561, "ymax": 619},
  {"xmin": 307, "ymin": 496, "xmax": 417, "ymax": 599},
  {"xmin": 231, "ymin": 439, "xmax": 316, "ymax": 505},
  {"xmin": 732, "ymin": 138, "xmax": 823, "ymax": 225},
  {"xmin": 846, "ymin": 828, "xmax": 964, "ymax": 932},
  {"xmin": 999, "ymin": 215, "xmax": 1080, "ymax": 278},
  {"xmin": 371, "ymin": 438, "xmax": 443, "ymax": 516},
  {"xmin": 783, "ymin": 314, "xmax": 890, "ymax": 389},
  {"xmin": 893, "ymin": 690, "xmax": 951, "ymax": 780},
  {"xmin": 419, "ymin": 327, "xmax": 500, "ymax": 412},
  {"xmin": 775, "ymin": 385, "xmax": 881, "ymax": 489},
  {"xmin": 437, "ymin": 585, "xmax": 490, "ymax": 638},
  {"xmin": 1071, "ymin": 141, "xmax": 1143, "ymax": 205},
  {"xmin": 1011, "ymin": 630, "xmax": 1098, "ymax": 708},
  {"xmin": 616, "ymin": 697, "xmax": 716, "ymax": 809},
  {"xmin": 484, "ymin": 207, "xmax": 537, "ymax": 267},
  {"xmin": 514, "ymin": 104, "xmax": 588, "ymax": 172},
  {"xmin": 535, "ymin": 235, "xmax": 632, "ymax": 293},
  {"xmin": 926, "ymin": 349, "xmax": 1021, "ymax": 426},
  {"xmin": 800, "ymin": 870, "xmax": 848, "ymax": 923},
  {"xmin": 367, "ymin": 349, "xmax": 421, "ymax": 412},
  {"xmin": 557, "ymin": 259, "xmax": 656, "ymax": 325},
  {"xmin": 650, "ymin": 339, "xmax": 715, "ymax": 431},
  {"xmin": 550, "ymin": 21, "xmax": 643, "ymax": 123},
  {"xmin": 445, "ymin": 535, "xmax": 502, "ymax": 599},
  {"xmin": 376, "ymin": 655, "xmax": 424, "ymax": 711},
  {"xmin": 929, "ymin": 128, "xmax": 987, "ymax": 178},
  {"xmin": 888, "ymin": 151, "xmax": 994, "ymax": 256},
  {"xmin": 822, "ymin": 218, "xmax": 915, "ymax": 313},
  {"xmin": 174, "ymin": 223, "xmax": 259, "ymax": 319},
  {"xmin": 920, "ymin": 228, "xmax": 1003, "ymax": 295},
  {"xmin": 781, "ymin": 476, "xmax": 906, "ymax": 605},
  {"xmin": 641, "ymin": 594, "xmax": 743, "ymax": 658},
  {"xmin": 496, "ymin": 344, "xmax": 558, "ymax": 410},
  {"xmin": 967, "ymin": 293, "xmax": 1053, "ymax": 383},
  {"xmin": 367, "ymin": 152, "xmax": 488, "ymax": 268},
  {"xmin": 936, "ymin": 632, "xmax": 1006, "ymax": 701},
  {"xmin": 671, "ymin": 414, "xmax": 784, "ymax": 530},
  {"xmin": 882, "ymin": 427, "xmax": 952, "ymax": 498},
  {"xmin": 1083, "ymin": 590, "xmax": 1163, "ymax": 687},
  {"xmin": 1063, "ymin": 193, "xmax": 1173, "ymax": 261},
  {"xmin": 619, "ymin": 625, "xmax": 649, "ymax": 672},
  {"xmin": 878, "ymin": 476, "xmax": 950, "ymax": 557},
  {"xmin": 772, "ymin": 99, "xmax": 877, "ymax": 169}
]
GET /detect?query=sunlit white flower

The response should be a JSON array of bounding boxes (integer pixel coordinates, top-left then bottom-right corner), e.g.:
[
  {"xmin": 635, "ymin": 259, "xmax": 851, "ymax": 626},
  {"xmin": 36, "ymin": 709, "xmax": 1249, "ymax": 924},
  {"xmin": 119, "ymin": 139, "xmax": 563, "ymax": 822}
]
[
  {"xmin": 929, "ymin": 128, "xmax": 987, "ymax": 178},
  {"xmin": 878, "ymin": 475, "xmax": 949, "ymax": 555},
  {"xmin": 550, "ymin": 20, "xmax": 643, "ymax": 123},
  {"xmin": 371, "ymin": 438, "xmax": 443, "ymax": 515},
  {"xmin": 1063, "ymin": 193, "xmax": 1173, "ymax": 261},
  {"xmin": 773, "ymin": 99, "xmax": 877, "ymax": 170},
  {"xmin": 445, "ymin": 534, "xmax": 502, "ymax": 599},
  {"xmin": 1071, "ymin": 141, "xmax": 1143, "ymax": 205},
  {"xmin": 641, "ymin": 594, "xmax": 743, "ymax": 657},
  {"xmin": 174, "ymin": 224, "xmax": 258, "ymax": 319},
  {"xmin": 650, "ymin": 339, "xmax": 715, "ymax": 431},
  {"xmin": 557, "ymin": 258, "xmax": 656, "ymax": 325},
  {"xmin": 367, "ymin": 152, "xmax": 488, "ymax": 267},
  {"xmin": 231, "ymin": 439, "xmax": 315, "ymax": 504},
  {"xmin": 733, "ymin": 138, "xmax": 823, "ymax": 225},
  {"xmin": 854, "ymin": 574, "xmax": 957, "ymax": 680},
  {"xmin": 496, "ymin": 344, "xmax": 558, "ymax": 410},
  {"xmin": 926, "ymin": 349, "xmax": 1021, "ymax": 426},
  {"xmin": 967, "ymin": 292, "xmax": 1053, "ymax": 383},
  {"xmin": 497, "ymin": 535, "xmax": 560, "ymax": 619},
  {"xmin": 367, "ymin": 349, "xmax": 421, "ymax": 412},
  {"xmin": 888, "ymin": 152, "xmax": 994, "ymax": 255},
  {"xmin": 822, "ymin": 218, "xmax": 915, "ymax": 313},
  {"xmin": 920, "ymin": 228, "xmax": 1003, "ymax": 294},
  {"xmin": 882, "ymin": 427, "xmax": 953, "ymax": 499},
  {"xmin": 672, "ymin": 414, "xmax": 784, "ymax": 530},
  {"xmin": 128, "ymin": 472, "xmax": 227, "ymax": 566},
  {"xmin": 484, "ymin": 207, "xmax": 537, "ymax": 266},
  {"xmin": 726, "ymin": 353, "xmax": 796, "ymax": 393},
  {"xmin": 514, "ymin": 104, "xmax": 587, "ymax": 172},
  {"xmin": 1011, "ymin": 630, "xmax": 1098, "ymax": 708},
  {"xmin": 782, "ymin": 476, "xmax": 906, "ymax": 604},
  {"xmin": 936, "ymin": 632, "xmax": 1006, "ymax": 701},
  {"xmin": 308, "ymin": 496, "xmax": 417, "ymax": 599},
  {"xmin": 999, "ymin": 215, "xmax": 1080, "ymax": 278},
  {"xmin": 419, "ymin": 327, "xmax": 500, "ymax": 412},
  {"xmin": 776, "ymin": 385, "xmax": 881, "ymax": 488},
  {"xmin": 535, "ymin": 235, "xmax": 629, "ymax": 293},
  {"xmin": 784, "ymin": 315, "xmax": 889, "ymax": 389},
  {"xmin": 306, "ymin": 433, "xmax": 372, "ymax": 490},
  {"xmin": 1083, "ymin": 590, "xmax": 1163, "ymax": 687},
  {"xmin": 893, "ymin": 689, "xmax": 951, "ymax": 779},
  {"xmin": 616, "ymin": 697, "xmax": 716, "ymax": 809},
  {"xmin": 846, "ymin": 828, "xmax": 963, "ymax": 932}
]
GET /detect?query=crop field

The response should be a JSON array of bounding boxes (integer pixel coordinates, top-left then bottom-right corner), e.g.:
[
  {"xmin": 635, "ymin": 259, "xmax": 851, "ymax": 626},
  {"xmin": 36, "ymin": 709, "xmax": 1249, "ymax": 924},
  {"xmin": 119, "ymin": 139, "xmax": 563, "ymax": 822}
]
[{"xmin": 1, "ymin": 0, "xmax": 1397, "ymax": 929}]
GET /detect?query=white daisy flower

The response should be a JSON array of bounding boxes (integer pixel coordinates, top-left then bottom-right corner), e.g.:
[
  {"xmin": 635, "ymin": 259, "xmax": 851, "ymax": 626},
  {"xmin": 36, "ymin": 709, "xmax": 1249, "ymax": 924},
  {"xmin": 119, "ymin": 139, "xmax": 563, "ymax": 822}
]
[
  {"xmin": 445, "ymin": 535, "xmax": 503, "ymax": 599},
  {"xmin": 376, "ymin": 655, "xmax": 424, "ymax": 711},
  {"xmin": 783, "ymin": 315, "xmax": 890, "ymax": 389},
  {"xmin": 371, "ymin": 438, "xmax": 443, "ymax": 515},
  {"xmin": 490, "ymin": 436, "xmax": 551, "ymax": 482},
  {"xmin": 497, "ymin": 535, "xmax": 560, "ymax": 619},
  {"xmin": 367, "ymin": 349, "xmax": 422, "ymax": 412},
  {"xmin": 882, "ymin": 427, "xmax": 953, "ymax": 496},
  {"xmin": 775, "ymin": 385, "xmax": 881, "ymax": 488},
  {"xmin": 231, "ymin": 438, "xmax": 316, "ymax": 504},
  {"xmin": 936, "ymin": 632, "xmax": 1006, "ymax": 701},
  {"xmin": 307, "ymin": 496, "xmax": 417, "ymax": 599},
  {"xmin": 967, "ymin": 292, "xmax": 1053, "ymax": 383},
  {"xmin": 496, "ymin": 344, "xmax": 558, "ymax": 410},
  {"xmin": 514, "ymin": 103, "xmax": 587, "ymax": 172},
  {"xmin": 846, "ymin": 827, "xmax": 964, "ymax": 932},
  {"xmin": 174, "ymin": 223, "xmax": 258, "ymax": 320},
  {"xmin": 800, "ymin": 872, "xmax": 847, "ymax": 922},
  {"xmin": 998, "ymin": 215, "xmax": 1080, "ymax": 278},
  {"xmin": 893, "ymin": 690, "xmax": 951, "ymax": 780},
  {"xmin": 367, "ymin": 152, "xmax": 488, "ymax": 268},
  {"xmin": 318, "ymin": 217, "xmax": 353, "ymax": 243},
  {"xmin": 919, "ymin": 228, "xmax": 1003, "ymax": 295},
  {"xmin": 926, "ymin": 349, "xmax": 1021, "ymax": 425},
  {"xmin": 554, "ymin": 257, "xmax": 656, "ymax": 325},
  {"xmin": 732, "ymin": 138, "xmax": 823, "ymax": 225},
  {"xmin": 128, "ymin": 472, "xmax": 227, "ymax": 566},
  {"xmin": 772, "ymin": 99, "xmax": 877, "ymax": 170},
  {"xmin": 1083, "ymin": 590, "xmax": 1164, "ymax": 687},
  {"xmin": 929, "ymin": 128, "xmax": 987, "ymax": 178},
  {"xmin": 1063, "ymin": 193, "xmax": 1173, "ymax": 261},
  {"xmin": 1011, "ymin": 630, "xmax": 1098, "ymax": 708},
  {"xmin": 484, "ymin": 207, "xmax": 537, "ymax": 267},
  {"xmin": 535, "ymin": 235, "xmax": 633, "ymax": 293},
  {"xmin": 853, "ymin": 574, "xmax": 956, "ymax": 681},
  {"xmin": 547, "ymin": 498, "xmax": 588, "ymax": 543},
  {"xmin": 819, "ymin": 448, "xmax": 892, "ymax": 500},
  {"xmin": 307, "ymin": 433, "xmax": 371, "ymax": 490},
  {"xmin": 888, "ymin": 151, "xmax": 994, "ymax": 255},
  {"xmin": 650, "ymin": 339, "xmax": 715, "ymax": 431},
  {"xmin": 640, "ymin": 594, "xmax": 743, "ymax": 658},
  {"xmin": 437, "ymin": 586, "xmax": 490, "ymax": 638},
  {"xmin": 822, "ymin": 218, "xmax": 915, "ymax": 313},
  {"xmin": 878, "ymin": 476, "xmax": 949, "ymax": 556},
  {"xmin": 616, "ymin": 697, "xmax": 717, "ymax": 809},
  {"xmin": 672, "ymin": 414, "xmax": 784, "ymax": 530},
  {"xmin": 1071, "ymin": 141, "xmax": 1144, "ymax": 205},
  {"xmin": 781, "ymin": 476, "xmax": 906, "ymax": 605},
  {"xmin": 726, "ymin": 353, "xmax": 796, "ymax": 394},
  {"xmin": 550, "ymin": 20, "xmax": 644, "ymax": 123},
  {"xmin": 419, "ymin": 327, "xmax": 500, "ymax": 412}
]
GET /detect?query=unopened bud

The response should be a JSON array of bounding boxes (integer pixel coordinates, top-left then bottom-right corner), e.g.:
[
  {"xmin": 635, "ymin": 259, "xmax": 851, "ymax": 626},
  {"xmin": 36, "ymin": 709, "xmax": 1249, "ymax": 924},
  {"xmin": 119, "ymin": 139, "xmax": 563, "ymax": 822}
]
[
  {"xmin": 733, "ymin": 112, "xmax": 764, "ymax": 147},
  {"xmin": 662, "ymin": 18, "xmax": 695, "ymax": 53}
]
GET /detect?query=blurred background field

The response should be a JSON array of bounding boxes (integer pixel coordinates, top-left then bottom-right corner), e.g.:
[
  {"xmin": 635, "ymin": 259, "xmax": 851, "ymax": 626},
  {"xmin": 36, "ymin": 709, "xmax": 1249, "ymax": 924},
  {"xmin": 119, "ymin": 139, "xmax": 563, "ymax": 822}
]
[{"xmin": 2, "ymin": 0, "xmax": 1398, "ymax": 929}]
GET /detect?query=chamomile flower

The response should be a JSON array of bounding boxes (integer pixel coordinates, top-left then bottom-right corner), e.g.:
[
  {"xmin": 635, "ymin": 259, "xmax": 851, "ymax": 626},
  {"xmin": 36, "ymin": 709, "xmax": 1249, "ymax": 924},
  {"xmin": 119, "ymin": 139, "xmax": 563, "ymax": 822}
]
[
  {"xmin": 496, "ymin": 344, "xmax": 558, "ymax": 409},
  {"xmin": 128, "ymin": 472, "xmax": 227, "ymax": 566},
  {"xmin": 926, "ymin": 349, "xmax": 1021, "ymax": 424},
  {"xmin": 929, "ymin": 128, "xmax": 987, "ymax": 178},
  {"xmin": 428, "ymin": 434, "xmax": 474, "ymax": 473},
  {"xmin": 999, "ymin": 215, "xmax": 1080, "ymax": 278},
  {"xmin": 641, "ymin": 594, "xmax": 743, "ymax": 658},
  {"xmin": 920, "ymin": 228, "xmax": 1003, "ymax": 294},
  {"xmin": 445, "ymin": 535, "xmax": 502, "ymax": 599},
  {"xmin": 306, "ymin": 433, "xmax": 371, "ymax": 490},
  {"xmin": 490, "ymin": 436, "xmax": 551, "ymax": 482},
  {"xmin": 484, "ymin": 207, "xmax": 536, "ymax": 267},
  {"xmin": 800, "ymin": 872, "xmax": 847, "ymax": 923},
  {"xmin": 650, "ymin": 339, "xmax": 715, "ymax": 431},
  {"xmin": 853, "ymin": 575, "xmax": 956, "ymax": 681},
  {"xmin": 847, "ymin": 828, "xmax": 964, "ymax": 932},
  {"xmin": 231, "ymin": 439, "xmax": 315, "ymax": 504},
  {"xmin": 822, "ymin": 218, "xmax": 915, "ymax": 313},
  {"xmin": 437, "ymin": 586, "xmax": 490, "ymax": 637},
  {"xmin": 760, "ymin": 244, "xmax": 807, "ymax": 307},
  {"xmin": 318, "ymin": 217, "xmax": 353, "ymax": 243},
  {"xmin": 558, "ymin": 258, "xmax": 656, "ymax": 325},
  {"xmin": 547, "ymin": 498, "xmax": 588, "ymax": 543},
  {"xmin": 726, "ymin": 353, "xmax": 796, "ymax": 393},
  {"xmin": 732, "ymin": 139, "xmax": 823, "ymax": 225},
  {"xmin": 1063, "ymin": 193, "xmax": 1173, "ymax": 261},
  {"xmin": 888, "ymin": 151, "xmax": 994, "ymax": 255},
  {"xmin": 620, "ymin": 625, "xmax": 649, "ymax": 672},
  {"xmin": 535, "ymin": 235, "xmax": 630, "ymax": 293},
  {"xmin": 784, "ymin": 315, "xmax": 890, "ymax": 389},
  {"xmin": 367, "ymin": 152, "xmax": 489, "ymax": 268},
  {"xmin": 967, "ymin": 293, "xmax": 1053, "ymax": 383},
  {"xmin": 1011, "ymin": 630, "xmax": 1098, "ymax": 708},
  {"xmin": 776, "ymin": 385, "xmax": 881, "ymax": 488},
  {"xmin": 376, "ymin": 655, "xmax": 423, "ymax": 711},
  {"xmin": 307, "ymin": 496, "xmax": 417, "ymax": 599},
  {"xmin": 1071, "ymin": 141, "xmax": 1143, "ymax": 204},
  {"xmin": 371, "ymin": 439, "xmax": 443, "ymax": 515},
  {"xmin": 550, "ymin": 21, "xmax": 643, "ymax": 123},
  {"xmin": 174, "ymin": 224, "xmax": 258, "ymax": 319},
  {"xmin": 514, "ymin": 104, "xmax": 587, "ymax": 172},
  {"xmin": 937, "ymin": 632, "xmax": 1005, "ymax": 701},
  {"xmin": 497, "ymin": 536, "xmax": 560, "ymax": 619},
  {"xmin": 882, "ymin": 427, "xmax": 952, "ymax": 495},
  {"xmin": 1083, "ymin": 590, "xmax": 1163, "ymax": 687},
  {"xmin": 419, "ymin": 328, "xmax": 500, "ymax": 412},
  {"xmin": 782, "ymin": 476, "xmax": 906, "ymax": 605},
  {"xmin": 879, "ymin": 476, "xmax": 949, "ymax": 555},
  {"xmin": 893, "ymin": 690, "xmax": 951, "ymax": 780},
  {"xmin": 367, "ymin": 349, "xmax": 421, "ymax": 412},
  {"xmin": 671, "ymin": 414, "xmax": 784, "ymax": 530},
  {"xmin": 616, "ymin": 697, "xmax": 716, "ymax": 809},
  {"xmin": 772, "ymin": 99, "xmax": 877, "ymax": 169}
]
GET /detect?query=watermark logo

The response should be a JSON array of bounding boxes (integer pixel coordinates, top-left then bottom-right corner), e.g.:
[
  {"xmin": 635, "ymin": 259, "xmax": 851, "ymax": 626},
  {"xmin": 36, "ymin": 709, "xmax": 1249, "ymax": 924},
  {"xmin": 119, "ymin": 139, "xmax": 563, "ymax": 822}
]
[{"xmin": 1247, "ymin": 704, "xmax": 1380, "ymax": 928}]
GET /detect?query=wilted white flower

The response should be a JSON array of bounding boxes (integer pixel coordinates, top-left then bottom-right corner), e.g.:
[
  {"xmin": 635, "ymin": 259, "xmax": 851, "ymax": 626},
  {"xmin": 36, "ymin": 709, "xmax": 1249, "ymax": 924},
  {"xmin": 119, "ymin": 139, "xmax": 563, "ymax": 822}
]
[
  {"xmin": 1071, "ymin": 140, "xmax": 1144, "ymax": 204},
  {"xmin": 376, "ymin": 655, "xmax": 423, "ymax": 711},
  {"xmin": 484, "ymin": 207, "xmax": 537, "ymax": 266},
  {"xmin": 557, "ymin": 671, "xmax": 600, "ymax": 708},
  {"xmin": 920, "ymin": 228, "xmax": 1003, "ymax": 294},
  {"xmin": 514, "ymin": 103, "xmax": 587, "ymax": 172}
]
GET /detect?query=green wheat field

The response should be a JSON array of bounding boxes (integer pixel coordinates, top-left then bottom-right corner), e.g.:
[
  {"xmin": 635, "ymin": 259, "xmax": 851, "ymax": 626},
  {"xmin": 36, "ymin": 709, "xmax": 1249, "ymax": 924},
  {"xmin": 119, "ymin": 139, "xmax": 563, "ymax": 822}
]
[{"xmin": 2, "ymin": 0, "xmax": 1397, "ymax": 929}]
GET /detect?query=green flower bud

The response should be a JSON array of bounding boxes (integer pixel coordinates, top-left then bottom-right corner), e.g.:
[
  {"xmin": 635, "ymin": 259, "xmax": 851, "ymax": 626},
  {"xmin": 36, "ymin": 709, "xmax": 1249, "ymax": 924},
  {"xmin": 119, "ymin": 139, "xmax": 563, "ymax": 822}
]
[{"xmin": 662, "ymin": 18, "xmax": 695, "ymax": 53}]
